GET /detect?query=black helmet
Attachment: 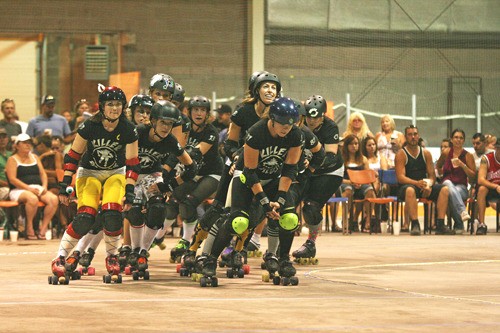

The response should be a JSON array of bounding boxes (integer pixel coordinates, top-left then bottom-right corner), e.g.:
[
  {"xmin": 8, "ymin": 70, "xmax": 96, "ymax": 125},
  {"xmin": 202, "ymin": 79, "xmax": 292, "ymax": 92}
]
[
  {"xmin": 150, "ymin": 100, "xmax": 181, "ymax": 123},
  {"xmin": 129, "ymin": 94, "xmax": 154, "ymax": 110},
  {"xmin": 304, "ymin": 95, "xmax": 327, "ymax": 118},
  {"xmin": 269, "ymin": 97, "xmax": 299, "ymax": 125},
  {"xmin": 172, "ymin": 83, "xmax": 185, "ymax": 104},
  {"xmin": 252, "ymin": 72, "xmax": 281, "ymax": 99},
  {"xmin": 248, "ymin": 71, "xmax": 268, "ymax": 92},
  {"xmin": 149, "ymin": 73, "xmax": 175, "ymax": 94},
  {"xmin": 291, "ymin": 98, "xmax": 306, "ymax": 117},
  {"xmin": 98, "ymin": 86, "xmax": 127, "ymax": 112},
  {"xmin": 188, "ymin": 95, "xmax": 210, "ymax": 111}
]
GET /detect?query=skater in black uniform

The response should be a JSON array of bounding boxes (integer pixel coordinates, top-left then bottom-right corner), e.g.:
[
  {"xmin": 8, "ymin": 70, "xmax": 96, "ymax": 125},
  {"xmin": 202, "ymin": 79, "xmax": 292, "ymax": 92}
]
[
  {"xmin": 292, "ymin": 95, "xmax": 344, "ymax": 264},
  {"xmin": 200, "ymin": 97, "xmax": 303, "ymax": 287},
  {"xmin": 51, "ymin": 85, "xmax": 139, "ymax": 285},
  {"xmin": 165, "ymin": 96, "xmax": 223, "ymax": 268}
]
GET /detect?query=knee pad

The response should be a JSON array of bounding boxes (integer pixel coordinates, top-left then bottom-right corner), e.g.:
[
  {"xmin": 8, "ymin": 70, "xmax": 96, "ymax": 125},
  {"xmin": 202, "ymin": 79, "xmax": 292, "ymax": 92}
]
[
  {"xmin": 125, "ymin": 205, "xmax": 144, "ymax": 228},
  {"xmin": 279, "ymin": 210, "xmax": 299, "ymax": 232},
  {"xmin": 71, "ymin": 207, "xmax": 97, "ymax": 237},
  {"xmin": 145, "ymin": 196, "xmax": 166, "ymax": 230},
  {"xmin": 179, "ymin": 194, "xmax": 200, "ymax": 223},
  {"xmin": 165, "ymin": 197, "xmax": 179, "ymax": 220},
  {"xmin": 102, "ymin": 209, "xmax": 123, "ymax": 236},
  {"xmin": 302, "ymin": 200, "xmax": 323, "ymax": 226},
  {"xmin": 225, "ymin": 210, "xmax": 249, "ymax": 235}
]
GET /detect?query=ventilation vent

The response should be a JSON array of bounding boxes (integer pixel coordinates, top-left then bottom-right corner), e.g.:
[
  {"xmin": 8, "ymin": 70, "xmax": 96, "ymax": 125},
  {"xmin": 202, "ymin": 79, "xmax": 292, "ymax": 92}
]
[{"xmin": 85, "ymin": 45, "xmax": 109, "ymax": 80}]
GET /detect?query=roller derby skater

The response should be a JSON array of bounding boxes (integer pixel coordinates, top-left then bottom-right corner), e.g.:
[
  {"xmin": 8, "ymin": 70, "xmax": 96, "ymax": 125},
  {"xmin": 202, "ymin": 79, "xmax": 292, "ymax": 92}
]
[
  {"xmin": 52, "ymin": 85, "xmax": 139, "ymax": 286},
  {"xmin": 179, "ymin": 249, "xmax": 197, "ymax": 278},
  {"xmin": 292, "ymin": 239, "xmax": 318, "ymax": 265},
  {"xmin": 65, "ymin": 250, "xmax": 82, "ymax": 280},
  {"xmin": 74, "ymin": 227, "xmax": 104, "ymax": 276},
  {"xmin": 170, "ymin": 238, "xmax": 190, "ymax": 263},
  {"xmin": 246, "ymin": 229, "xmax": 263, "ymax": 258},
  {"xmin": 127, "ymin": 249, "xmax": 150, "ymax": 281},
  {"xmin": 103, "ymin": 254, "xmax": 122, "ymax": 284},
  {"xmin": 49, "ymin": 256, "xmax": 69, "ymax": 285}
]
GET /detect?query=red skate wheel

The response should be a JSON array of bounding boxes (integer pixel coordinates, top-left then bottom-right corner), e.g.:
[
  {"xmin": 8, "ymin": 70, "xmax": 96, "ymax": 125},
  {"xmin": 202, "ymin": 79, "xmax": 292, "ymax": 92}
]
[
  {"xmin": 243, "ymin": 264, "xmax": 250, "ymax": 275},
  {"xmin": 88, "ymin": 267, "xmax": 96, "ymax": 276},
  {"xmin": 176, "ymin": 263, "xmax": 182, "ymax": 273},
  {"xmin": 125, "ymin": 266, "xmax": 132, "ymax": 275}
]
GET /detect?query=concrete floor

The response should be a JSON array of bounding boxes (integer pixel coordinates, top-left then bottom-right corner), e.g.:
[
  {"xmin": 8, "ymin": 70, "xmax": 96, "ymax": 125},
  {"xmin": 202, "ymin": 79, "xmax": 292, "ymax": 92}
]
[{"xmin": 1, "ymin": 219, "xmax": 500, "ymax": 333}]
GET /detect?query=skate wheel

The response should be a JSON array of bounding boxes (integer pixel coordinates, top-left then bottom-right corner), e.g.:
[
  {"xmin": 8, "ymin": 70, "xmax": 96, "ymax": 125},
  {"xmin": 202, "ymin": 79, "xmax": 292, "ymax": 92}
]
[
  {"xmin": 104, "ymin": 275, "xmax": 111, "ymax": 284},
  {"xmin": 58, "ymin": 276, "xmax": 66, "ymax": 285},
  {"xmin": 176, "ymin": 264, "xmax": 182, "ymax": 273},
  {"xmin": 248, "ymin": 251, "xmax": 254, "ymax": 257},
  {"xmin": 50, "ymin": 275, "xmax": 58, "ymax": 285},
  {"xmin": 117, "ymin": 274, "xmax": 123, "ymax": 283},
  {"xmin": 311, "ymin": 258, "xmax": 319, "ymax": 265},
  {"xmin": 218, "ymin": 261, "xmax": 225, "ymax": 268},
  {"xmin": 200, "ymin": 277, "xmax": 208, "ymax": 287},
  {"xmin": 262, "ymin": 272, "xmax": 270, "ymax": 282},
  {"xmin": 144, "ymin": 271, "xmax": 150, "ymax": 280},
  {"xmin": 290, "ymin": 276, "xmax": 299, "ymax": 286},
  {"xmin": 272, "ymin": 276, "xmax": 281, "ymax": 285},
  {"xmin": 88, "ymin": 267, "xmax": 96, "ymax": 276},
  {"xmin": 243, "ymin": 264, "xmax": 250, "ymax": 275},
  {"xmin": 226, "ymin": 269, "xmax": 234, "ymax": 278},
  {"xmin": 237, "ymin": 269, "xmax": 244, "ymax": 278},
  {"xmin": 281, "ymin": 277, "xmax": 290, "ymax": 286},
  {"xmin": 195, "ymin": 274, "xmax": 202, "ymax": 282},
  {"xmin": 299, "ymin": 258, "xmax": 308, "ymax": 265},
  {"xmin": 77, "ymin": 267, "xmax": 83, "ymax": 275},
  {"xmin": 260, "ymin": 262, "xmax": 266, "ymax": 270},
  {"xmin": 159, "ymin": 243, "xmax": 166, "ymax": 250},
  {"xmin": 169, "ymin": 258, "xmax": 175, "ymax": 264},
  {"xmin": 211, "ymin": 277, "xmax": 218, "ymax": 287},
  {"xmin": 48, "ymin": 275, "xmax": 52, "ymax": 284},
  {"xmin": 255, "ymin": 250, "xmax": 262, "ymax": 257},
  {"xmin": 125, "ymin": 266, "xmax": 132, "ymax": 275},
  {"xmin": 111, "ymin": 274, "xmax": 119, "ymax": 282},
  {"xmin": 133, "ymin": 271, "xmax": 139, "ymax": 281},
  {"xmin": 180, "ymin": 268, "xmax": 188, "ymax": 277}
]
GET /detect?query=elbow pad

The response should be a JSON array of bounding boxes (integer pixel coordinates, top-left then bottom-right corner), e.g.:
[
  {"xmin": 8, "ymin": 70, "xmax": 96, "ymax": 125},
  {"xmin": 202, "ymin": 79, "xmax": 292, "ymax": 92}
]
[
  {"xmin": 281, "ymin": 163, "xmax": 298, "ymax": 181},
  {"xmin": 224, "ymin": 139, "xmax": 239, "ymax": 161},
  {"xmin": 323, "ymin": 152, "xmax": 338, "ymax": 167},
  {"xmin": 309, "ymin": 147, "xmax": 326, "ymax": 170},
  {"xmin": 181, "ymin": 161, "xmax": 197, "ymax": 182},
  {"xmin": 165, "ymin": 154, "xmax": 179, "ymax": 170},
  {"xmin": 240, "ymin": 167, "xmax": 260, "ymax": 188},
  {"xmin": 126, "ymin": 157, "xmax": 141, "ymax": 181},
  {"xmin": 63, "ymin": 149, "xmax": 82, "ymax": 172}
]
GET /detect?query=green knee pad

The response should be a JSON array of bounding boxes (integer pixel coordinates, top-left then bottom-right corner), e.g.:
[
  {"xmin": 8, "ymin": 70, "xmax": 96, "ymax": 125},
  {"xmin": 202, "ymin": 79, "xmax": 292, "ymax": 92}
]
[
  {"xmin": 232, "ymin": 216, "xmax": 249, "ymax": 235},
  {"xmin": 279, "ymin": 212, "xmax": 299, "ymax": 231}
]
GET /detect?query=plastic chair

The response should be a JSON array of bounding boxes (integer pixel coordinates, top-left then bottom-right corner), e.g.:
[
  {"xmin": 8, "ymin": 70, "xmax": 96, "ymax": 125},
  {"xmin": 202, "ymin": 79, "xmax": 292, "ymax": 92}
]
[
  {"xmin": 325, "ymin": 195, "xmax": 349, "ymax": 234},
  {"xmin": 378, "ymin": 169, "xmax": 399, "ymax": 233}
]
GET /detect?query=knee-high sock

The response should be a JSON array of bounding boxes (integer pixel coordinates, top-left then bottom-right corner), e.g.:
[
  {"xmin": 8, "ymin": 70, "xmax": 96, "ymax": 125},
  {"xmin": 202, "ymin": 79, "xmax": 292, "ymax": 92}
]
[
  {"xmin": 129, "ymin": 225, "xmax": 144, "ymax": 250},
  {"xmin": 155, "ymin": 218, "xmax": 176, "ymax": 239},
  {"xmin": 58, "ymin": 230, "xmax": 79, "ymax": 258},
  {"xmin": 267, "ymin": 225, "xmax": 280, "ymax": 255},
  {"xmin": 201, "ymin": 223, "xmax": 219, "ymax": 255},
  {"xmin": 182, "ymin": 220, "xmax": 197, "ymax": 242},
  {"xmin": 307, "ymin": 224, "xmax": 320, "ymax": 243},
  {"xmin": 104, "ymin": 234, "xmax": 121, "ymax": 256}
]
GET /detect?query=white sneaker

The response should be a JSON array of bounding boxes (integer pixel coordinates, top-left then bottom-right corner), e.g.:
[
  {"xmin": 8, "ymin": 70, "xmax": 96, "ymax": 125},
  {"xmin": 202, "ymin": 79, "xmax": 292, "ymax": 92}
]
[{"xmin": 460, "ymin": 210, "xmax": 471, "ymax": 222}]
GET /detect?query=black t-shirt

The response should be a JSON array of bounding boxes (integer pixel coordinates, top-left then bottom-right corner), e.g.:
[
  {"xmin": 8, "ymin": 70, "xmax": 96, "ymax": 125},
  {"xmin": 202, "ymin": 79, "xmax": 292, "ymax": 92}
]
[
  {"xmin": 230, "ymin": 103, "xmax": 261, "ymax": 147},
  {"xmin": 298, "ymin": 125, "xmax": 320, "ymax": 172},
  {"xmin": 238, "ymin": 119, "xmax": 304, "ymax": 180},
  {"xmin": 180, "ymin": 113, "xmax": 191, "ymax": 133},
  {"xmin": 78, "ymin": 118, "xmax": 138, "ymax": 170},
  {"xmin": 136, "ymin": 124, "xmax": 184, "ymax": 174},
  {"xmin": 306, "ymin": 116, "xmax": 343, "ymax": 174},
  {"xmin": 187, "ymin": 123, "xmax": 223, "ymax": 176}
]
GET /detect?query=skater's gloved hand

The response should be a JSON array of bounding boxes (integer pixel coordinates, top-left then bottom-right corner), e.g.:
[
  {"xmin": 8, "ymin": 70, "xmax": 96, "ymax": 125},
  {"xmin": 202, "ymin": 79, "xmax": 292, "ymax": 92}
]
[
  {"xmin": 58, "ymin": 175, "xmax": 73, "ymax": 206},
  {"xmin": 255, "ymin": 192, "xmax": 280, "ymax": 219},
  {"xmin": 122, "ymin": 184, "xmax": 135, "ymax": 211},
  {"xmin": 274, "ymin": 190, "xmax": 287, "ymax": 213}
]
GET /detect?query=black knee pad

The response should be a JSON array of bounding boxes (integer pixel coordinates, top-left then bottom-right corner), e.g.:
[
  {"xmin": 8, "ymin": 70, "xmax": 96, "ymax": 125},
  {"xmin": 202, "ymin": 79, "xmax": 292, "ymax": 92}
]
[
  {"xmin": 102, "ymin": 210, "xmax": 123, "ymax": 236},
  {"xmin": 72, "ymin": 213, "xmax": 96, "ymax": 236},
  {"xmin": 165, "ymin": 198, "xmax": 179, "ymax": 220},
  {"xmin": 302, "ymin": 200, "xmax": 323, "ymax": 226},
  {"xmin": 125, "ymin": 205, "xmax": 144, "ymax": 228},
  {"xmin": 179, "ymin": 194, "xmax": 199, "ymax": 223},
  {"xmin": 145, "ymin": 196, "xmax": 166, "ymax": 230}
]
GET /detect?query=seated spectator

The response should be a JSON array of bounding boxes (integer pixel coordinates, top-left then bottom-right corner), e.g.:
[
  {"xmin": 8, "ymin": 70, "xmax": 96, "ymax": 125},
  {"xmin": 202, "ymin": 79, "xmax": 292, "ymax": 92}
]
[
  {"xmin": 33, "ymin": 135, "xmax": 63, "ymax": 194},
  {"xmin": 375, "ymin": 114, "xmax": 404, "ymax": 169},
  {"xmin": 69, "ymin": 99, "xmax": 94, "ymax": 130},
  {"xmin": 5, "ymin": 134, "xmax": 58, "ymax": 240},
  {"xmin": 472, "ymin": 133, "xmax": 492, "ymax": 171},
  {"xmin": 395, "ymin": 125, "xmax": 454, "ymax": 236},
  {"xmin": 340, "ymin": 134, "xmax": 376, "ymax": 232},
  {"xmin": 26, "ymin": 95, "xmax": 75, "ymax": 144},
  {"xmin": 51, "ymin": 136, "xmax": 65, "ymax": 155},
  {"xmin": 436, "ymin": 138, "xmax": 452, "ymax": 181},
  {"xmin": 435, "ymin": 129, "xmax": 476, "ymax": 234},
  {"xmin": 485, "ymin": 134, "xmax": 497, "ymax": 151},
  {"xmin": 476, "ymin": 141, "xmax": 500, "ymax": 235},
  {"xmin": 0, "ymin": 127, "xmax": 12, "ymax": 200}
]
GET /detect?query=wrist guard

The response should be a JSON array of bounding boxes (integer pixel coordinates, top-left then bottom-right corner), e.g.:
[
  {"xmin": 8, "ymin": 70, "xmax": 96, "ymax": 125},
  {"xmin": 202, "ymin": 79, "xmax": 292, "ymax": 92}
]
[{"xmin": 124, "ymin": 184, "xmax": 135, "ymax": 204}]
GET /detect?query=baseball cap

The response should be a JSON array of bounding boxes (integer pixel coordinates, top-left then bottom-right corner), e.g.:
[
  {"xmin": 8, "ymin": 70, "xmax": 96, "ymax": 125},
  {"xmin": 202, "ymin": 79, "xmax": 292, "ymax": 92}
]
[
  {"xmin": 14, "ymin": 133, "xmax": 32, "ymax": 144},
  {"xmin": 0, "ymin": 127, "xmax": 6, "ymax": 135},
  {"xmin": 41, "ymin": 95, "xmax": 56, "ymax": 105},
  {"xmin": 216, "ymin": 104, "xmax": 232, "ymax": 114}
]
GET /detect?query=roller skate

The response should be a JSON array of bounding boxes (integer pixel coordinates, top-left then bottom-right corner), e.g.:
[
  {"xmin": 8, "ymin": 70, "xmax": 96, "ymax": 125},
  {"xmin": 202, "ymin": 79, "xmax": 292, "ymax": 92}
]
[
  {"xmin": 103, "ymin": 254, "xmax": 122, "ymax": 284},
  {"xmin": 200, "ymin": 255, "xmax": 218, "ymax": 287},
  {"xmin": 48, "ymin": 256, "xmax": 70, "ymax": 285},
  {"xmin": 125, "ymin": 248, "xmax": 140, "ymax": 275},
  {"xmin": 78, "ymin": 248, "xmax": 96, "ymax": 276},
  {"xmin": 191, "ymin": 253, "xmax": 208, "ymax": 282},
  {"xmin": 118, "ymin": 246, "xmax": 132, "ymax": 272},
  {"xmin": 274, "ymin": 255, "xmax": 299, "ymax": 286},
  {"xmin": 131, "ymin": 249, "xmax": 150, "ymax": 281},
  {"xmin": 179, "ymin": 250, "xmax": 197, "ymax": 277},
  {"xmin": 219, "ymin": 245, "xmax": 234, "ymax": 268},
  {"xmin": 247, "ymin": 240, "xmax": 262, "ymax": 258},
  {"xmin": 261, "ymin": 252, "xmax": 280, "ymax": 283},
  {"xmin": 292, "ymin": 240, "xmax": 318, "ymax": 265},
  {"xmin": 225, "ymin": 250, "xmax": 250, "ymax": 278},
  {"xmin": 150, "ymin": 236, "xmax": 166, "ymax": 250},
  {"xmin": 170, "ymin": 239, "xmax": 190, "ymax": 263},
  {"xmin": 64, "ymin": 251, "xmax": 82, "ymax": 280}
]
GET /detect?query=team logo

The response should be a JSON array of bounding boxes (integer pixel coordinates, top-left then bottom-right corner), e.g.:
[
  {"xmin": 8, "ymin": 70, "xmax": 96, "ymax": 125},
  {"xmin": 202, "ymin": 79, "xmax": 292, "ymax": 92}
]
[
  {"xmin": 91, "ymin": 147, "xmax": 118, "ymax": 169},
  {"xmin": 308, "ymin": 108, "xmax": 319, "ymax": 117}
]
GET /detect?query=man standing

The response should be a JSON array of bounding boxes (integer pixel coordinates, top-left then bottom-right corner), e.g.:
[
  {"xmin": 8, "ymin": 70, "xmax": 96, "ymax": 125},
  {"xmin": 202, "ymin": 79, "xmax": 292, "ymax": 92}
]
[
  {"xmin": 395, "ymin": 125, "xmax": 455, "ymax": 235},
  {"xmin": 0, "ymin": 127, "xmax": 12, "ymax": 200},
  {"xmin": 26, "ymin": 95, "xmax": 75, "ymax": 144},
  {"xmin": 0, "ymin": 98, "xmax": 22, "ymax": 140}
]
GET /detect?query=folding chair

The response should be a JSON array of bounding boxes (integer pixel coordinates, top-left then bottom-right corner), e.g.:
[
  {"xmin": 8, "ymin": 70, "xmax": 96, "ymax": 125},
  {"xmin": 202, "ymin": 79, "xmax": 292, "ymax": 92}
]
[
  {"xmin": 378, "ymin": 169, "xmax": 399, "ymax": 233},
  {"xmin": 324, "ymin": 193, "xmax": 349, "ymax": 234}
]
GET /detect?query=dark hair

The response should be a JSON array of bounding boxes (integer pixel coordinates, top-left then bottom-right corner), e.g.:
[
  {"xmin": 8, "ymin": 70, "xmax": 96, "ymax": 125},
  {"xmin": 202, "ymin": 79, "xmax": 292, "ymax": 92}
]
[
  {"xmin": 404, "ymin": 124, "xmax": 418, "ymax": 135},
  {"xmin": 35, "ymin": 135, "xmax": 52, "ymax": 149},
  {"xmin": 342, "ymin": 134, "xmax": 363, "ymax": 165},
  {"xmin": 362, "ymin": 135, "xmax": 378, "ymax": 158},
  {"xmin": 472, "ymin": 132, "xmax": 485, "ymax": 141},
  {"xmin": 451, "ymin": 128, "xmax": 466, "ymax": 140}
]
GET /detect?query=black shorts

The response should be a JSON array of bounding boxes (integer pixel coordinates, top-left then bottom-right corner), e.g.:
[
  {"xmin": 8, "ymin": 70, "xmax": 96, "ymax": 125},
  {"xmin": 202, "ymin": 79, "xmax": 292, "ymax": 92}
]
[{"xmin": 398, "ymin": 183, "xmax": 445, "ymax": 202}]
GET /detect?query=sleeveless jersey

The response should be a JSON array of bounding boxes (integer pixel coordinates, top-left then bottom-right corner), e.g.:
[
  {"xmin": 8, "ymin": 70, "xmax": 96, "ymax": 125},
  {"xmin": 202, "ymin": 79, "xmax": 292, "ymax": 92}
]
[
  {"xmin": 485, "ymin": 151, "xmax": 500, "ymax": 185},
  {"xmin": 78, "ymin": 118, "xmax": 138, "ymax": 171},
  {"xmin": 402, "ymin": 146, "xmax": 428, "ymax": 181},
  {"xmin": 9, "ymin": 154, "xmax": 41, "ymax": 189},
  {"xmin": 136, "ymin": 124, "xmax": 184, "ymax": 174},
  {"xmin": 442, "ymin": 147, "xmax": 468, "ymax": 186}
]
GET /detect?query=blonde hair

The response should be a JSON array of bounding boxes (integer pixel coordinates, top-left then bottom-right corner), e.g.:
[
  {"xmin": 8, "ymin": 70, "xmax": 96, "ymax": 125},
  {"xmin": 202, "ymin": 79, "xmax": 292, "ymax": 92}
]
[
  {"xmin": 380, "ymin": 114, "xmax": 396, "ymax": 132},
  {"xmin": 346, "ymin": 112, "xmax": 370, "ymax": 140}
]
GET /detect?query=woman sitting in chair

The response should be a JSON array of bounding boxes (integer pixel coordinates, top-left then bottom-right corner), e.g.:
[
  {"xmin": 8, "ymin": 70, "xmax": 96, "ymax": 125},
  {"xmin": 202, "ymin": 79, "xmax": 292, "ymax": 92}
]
[
  {"xmin": 5, "ymin": 134, "xmax": 58, "ymax": 240},
  {"xmin": 340, "ymin": 134, "xmax": 376, "ymax": 232}
]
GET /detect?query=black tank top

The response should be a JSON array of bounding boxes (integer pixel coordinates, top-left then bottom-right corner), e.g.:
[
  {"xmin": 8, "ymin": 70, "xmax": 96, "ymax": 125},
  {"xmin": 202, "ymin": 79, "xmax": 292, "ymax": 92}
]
[
  {"xmin": 9, "ymin": 154, "xmax": 41, "ymax": 189},
  {"xmin": 403, "ymin": 146, "xmax": 427, "ymax": 181}
]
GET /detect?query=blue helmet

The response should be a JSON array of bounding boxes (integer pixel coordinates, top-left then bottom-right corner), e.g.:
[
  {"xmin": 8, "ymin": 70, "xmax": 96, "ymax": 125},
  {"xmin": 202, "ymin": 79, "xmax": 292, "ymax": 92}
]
[
  {"xmin": 304, "ymin": 95, "xmax": 327, "ymax": 118},
  {"xmin": 269, "ymin": 97, "xmax": 299, "ymax": 125}
]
